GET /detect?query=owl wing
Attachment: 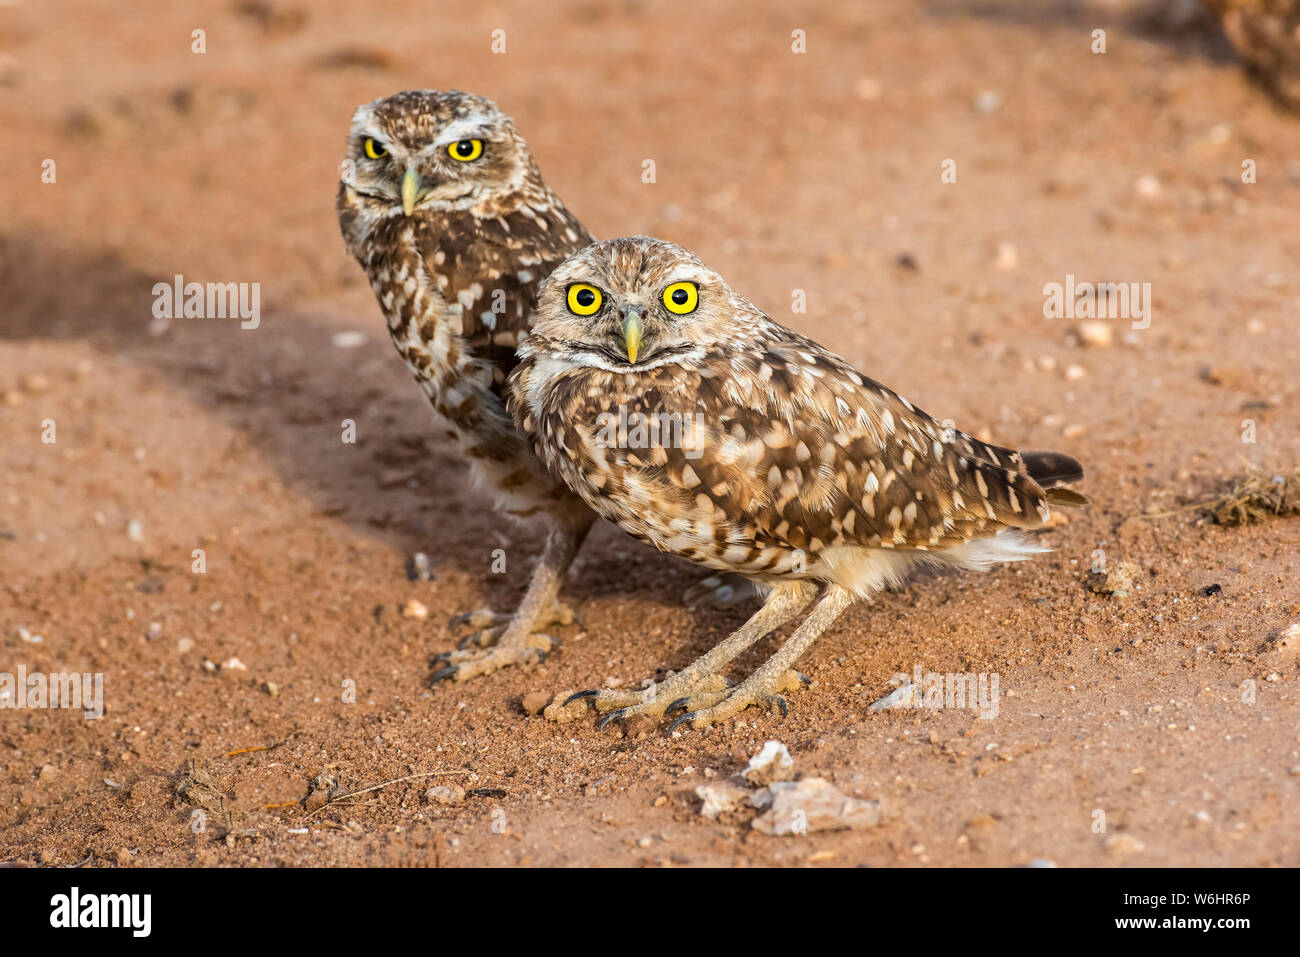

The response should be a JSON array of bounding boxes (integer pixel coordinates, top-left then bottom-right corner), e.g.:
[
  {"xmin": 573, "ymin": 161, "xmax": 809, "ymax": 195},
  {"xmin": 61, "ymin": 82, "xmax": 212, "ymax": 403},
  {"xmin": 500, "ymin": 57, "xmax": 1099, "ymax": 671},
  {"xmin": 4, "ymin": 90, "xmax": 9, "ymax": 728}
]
[
  {"xmin": 415, "ymin": 202, "xmax": 594, "ymax": 389},
  {"xmin": 677, "ymin": 331, "xmax": 1063, "ymax": 553}
]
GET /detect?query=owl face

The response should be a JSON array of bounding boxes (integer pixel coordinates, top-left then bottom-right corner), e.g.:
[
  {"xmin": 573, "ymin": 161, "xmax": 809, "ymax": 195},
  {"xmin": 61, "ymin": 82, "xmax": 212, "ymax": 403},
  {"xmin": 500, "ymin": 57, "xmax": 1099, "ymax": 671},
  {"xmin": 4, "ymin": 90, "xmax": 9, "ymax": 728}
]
[
  {"xmin": 531, "ymin": 237, "xmax": 756, "ymax": 371},
  {"xmin": 342, "ymin": 89, "xmax": 536, "ymax": 216}
]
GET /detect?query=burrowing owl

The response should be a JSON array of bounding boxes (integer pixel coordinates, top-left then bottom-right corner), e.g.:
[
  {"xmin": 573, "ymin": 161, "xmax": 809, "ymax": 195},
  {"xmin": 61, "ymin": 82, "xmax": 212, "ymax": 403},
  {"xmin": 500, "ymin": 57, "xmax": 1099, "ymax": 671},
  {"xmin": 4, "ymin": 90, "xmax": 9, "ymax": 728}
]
[
  {"xmin": 509, "ymin": 237, "xmax": 1086, "ymax": 730},
  {"xmin": 1204, "ymin": 0, "xmax": 1300, "ymax": 109},
  {"xmin": 337, "ymin": 90, "xmax": 596, "ymax": 680}
]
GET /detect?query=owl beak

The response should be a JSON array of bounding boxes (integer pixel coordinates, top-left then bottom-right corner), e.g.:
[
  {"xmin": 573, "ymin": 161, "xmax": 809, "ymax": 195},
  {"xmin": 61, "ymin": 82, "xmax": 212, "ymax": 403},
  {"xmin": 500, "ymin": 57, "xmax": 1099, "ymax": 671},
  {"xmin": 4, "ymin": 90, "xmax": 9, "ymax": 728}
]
[
  {"xmin": 622, "ymin": 308, "xmax": 644, "ymax": 364},
  {"xmin": 401, "ymin": 166, "xmax": 422, "ymax": 216}
]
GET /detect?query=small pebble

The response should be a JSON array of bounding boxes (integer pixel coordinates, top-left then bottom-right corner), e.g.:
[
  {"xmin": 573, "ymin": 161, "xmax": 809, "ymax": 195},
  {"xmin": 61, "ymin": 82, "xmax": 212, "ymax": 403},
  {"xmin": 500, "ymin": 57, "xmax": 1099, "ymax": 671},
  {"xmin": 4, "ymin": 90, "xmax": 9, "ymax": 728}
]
[
  {"xmin": 974, "ymin": 90, "xmax": 1002, "ymax": 114},
  {"xmin": 22, "ymin": 373, "xmax": 51, "ymax": 394},
  {"xmin": 1105, "ymin": 834, "xmax": 1146, "ymax": 856},
  {"xmin": 407, "ymin": 552, "xmax": 433, "ymax": 582},
  {"xmin": 332, "ymin": 331, "xmax": 367, "ymax": 349},
  {"xmin": 1134, "ymin": 174, "xmax": 1161, "ymax": 198},
  {"xmin": 1076, "ymin": 320, "xmax": 1114, "ymax": 348},
  {"xmin": 522, "ymin": 691, "xmax": 550, "ymax": 715},
  {"xmin": 743, "ymin": 741, "xmax": 796, "ymax": 787},
  {"xmin": 424, "ymin": 785, "xmax": 465, "ymax": 806}
]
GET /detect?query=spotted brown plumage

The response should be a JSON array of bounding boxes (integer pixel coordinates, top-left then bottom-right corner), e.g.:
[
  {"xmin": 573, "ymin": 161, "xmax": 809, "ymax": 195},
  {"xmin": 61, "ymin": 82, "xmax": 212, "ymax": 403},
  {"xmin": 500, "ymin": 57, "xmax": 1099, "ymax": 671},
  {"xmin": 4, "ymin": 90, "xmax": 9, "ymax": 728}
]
[
  {"xmin": 337, "ymin": 90, "xmax": 595, "ymax": 679},
  {"xmin": 509, "ymin": 237, "xmax": 1086, "ymax": 729},
  {"xmin": 1204, "ymin": 0, "xmax": 1300, "ymax": 110}
]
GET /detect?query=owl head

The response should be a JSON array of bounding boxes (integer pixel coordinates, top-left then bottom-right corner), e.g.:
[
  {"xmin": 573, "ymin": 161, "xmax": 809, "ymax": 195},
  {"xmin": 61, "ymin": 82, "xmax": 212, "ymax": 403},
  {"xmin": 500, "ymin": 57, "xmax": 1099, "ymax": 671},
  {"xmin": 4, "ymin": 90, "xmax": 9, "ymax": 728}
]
[
  {"xmin": 528, "ymin": 237, "xmax": 763, "ymax": 371},
  {"xmin": 340, "ymin": 89, "xmax": 542, "ymax": 217}
]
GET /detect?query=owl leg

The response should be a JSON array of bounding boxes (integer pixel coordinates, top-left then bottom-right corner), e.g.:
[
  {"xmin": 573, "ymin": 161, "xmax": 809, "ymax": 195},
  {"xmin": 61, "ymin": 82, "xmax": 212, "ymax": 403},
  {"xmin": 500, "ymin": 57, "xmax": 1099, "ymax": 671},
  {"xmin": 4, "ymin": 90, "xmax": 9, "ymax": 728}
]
[
  {"xmin": 564, "ymin": 579, "xmax": 819, "ymax": 727},
  {"xmin": 430, "ymin": 516, "xmax": 592, "ymax": 682},
  {"xmin": 668, "ymin": 582, "xmax": 856, "ymax": 731}
]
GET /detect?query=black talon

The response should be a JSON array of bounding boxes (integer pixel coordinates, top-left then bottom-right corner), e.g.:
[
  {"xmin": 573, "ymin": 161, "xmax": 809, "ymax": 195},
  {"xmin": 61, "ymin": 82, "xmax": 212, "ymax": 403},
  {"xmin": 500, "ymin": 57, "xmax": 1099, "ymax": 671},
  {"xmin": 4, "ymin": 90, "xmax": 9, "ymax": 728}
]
[
  {"xmin": 430, "ymin": 666, "xmax": 459, "ymax": 683},
  {"xmin": 773, "ymin": 695, "xmax": 789, "ymax": 718},
  {"xmin": 794, "ymin": 671, "xmax": 811, "ymax": 686},
  {"xmin": 667, "ymin": 712, "xmax": 696, "ymax": 734},
  {"xmin": 433, "ymin": 651, "xmax": 453, "ymax": 663},
  {"xmin": 598, "ymin": 708, "xmax": 628, "ymax": 731},
  {"xmin": 456, "ymin": 633, "xmax": 478, "ymax": 650},
  {"xmin": 563, "ymin": 690, "xmax": 599, "ymax": 707},
  {"xmin": 665, "ymin": 696, "xmax": 691, "ymax": 716}
]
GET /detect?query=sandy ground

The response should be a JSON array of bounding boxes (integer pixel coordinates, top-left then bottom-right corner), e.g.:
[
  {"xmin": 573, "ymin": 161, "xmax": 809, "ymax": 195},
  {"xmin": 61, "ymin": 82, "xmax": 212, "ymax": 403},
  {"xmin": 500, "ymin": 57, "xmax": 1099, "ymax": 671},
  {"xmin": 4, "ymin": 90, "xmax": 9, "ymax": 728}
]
[{"xmin": 1, "ymin": 0, "xmax": 1298, "ymax": 868}]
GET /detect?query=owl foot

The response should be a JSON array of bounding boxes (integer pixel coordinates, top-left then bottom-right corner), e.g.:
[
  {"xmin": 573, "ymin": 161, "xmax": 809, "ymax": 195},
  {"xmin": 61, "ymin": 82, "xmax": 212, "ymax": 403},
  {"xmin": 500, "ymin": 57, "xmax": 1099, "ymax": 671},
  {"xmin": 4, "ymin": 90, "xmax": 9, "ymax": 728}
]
[
  {"xmin": 448, "ymin": 600, "xmax": 581, "ymax": 650},
  {"xmin": 563, "ymin": 672, "xmax": 735, "ymax": 728},
  {"xmin": 429, "ymin": 630, "xmax": 556, "ymax": 683},
  {"xmin": 572, "ymin": 668, "xmax": 809, "ymax": 730},
  {"xmin": 561, "ymin": 579, "xmax": 822, "ymax": 729},
  {"xmin": 666, "ymin": 668, "xmax": 811, "ymax": 732}
]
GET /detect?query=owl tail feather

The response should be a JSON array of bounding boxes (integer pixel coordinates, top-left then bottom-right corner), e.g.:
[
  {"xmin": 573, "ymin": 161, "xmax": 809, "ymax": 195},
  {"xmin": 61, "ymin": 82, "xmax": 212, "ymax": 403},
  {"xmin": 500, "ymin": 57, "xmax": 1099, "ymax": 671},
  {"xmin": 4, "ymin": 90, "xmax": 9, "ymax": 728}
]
[
  {"xmin": 1045, "ymin": 487, "xmax": 1090, "ymax": 507},
  {"xmin": 1021, "ymin": 450, "xmax": 1084, "ymax": 486},
  {"xmin": 1021, "ymin": 450, "xmax": 1088, "ymax": 506}
]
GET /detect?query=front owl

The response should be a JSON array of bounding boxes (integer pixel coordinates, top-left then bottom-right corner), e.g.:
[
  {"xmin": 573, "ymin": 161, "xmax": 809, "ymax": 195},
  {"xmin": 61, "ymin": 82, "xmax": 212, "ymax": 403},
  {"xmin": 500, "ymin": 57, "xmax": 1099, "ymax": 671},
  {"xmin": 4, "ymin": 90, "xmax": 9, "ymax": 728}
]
[{"xmin": 508, "ymin": 237, "xmax": 1086, "ymax": 730}]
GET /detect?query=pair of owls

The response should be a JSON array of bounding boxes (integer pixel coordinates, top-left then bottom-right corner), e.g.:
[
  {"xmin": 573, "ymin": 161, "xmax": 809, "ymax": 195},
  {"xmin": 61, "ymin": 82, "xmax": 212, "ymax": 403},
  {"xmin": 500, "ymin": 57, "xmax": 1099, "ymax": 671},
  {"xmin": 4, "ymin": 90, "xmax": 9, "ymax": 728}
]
[{"xmin": 337, "ymin": 90, "xmax": 1084, "ymax": 731}]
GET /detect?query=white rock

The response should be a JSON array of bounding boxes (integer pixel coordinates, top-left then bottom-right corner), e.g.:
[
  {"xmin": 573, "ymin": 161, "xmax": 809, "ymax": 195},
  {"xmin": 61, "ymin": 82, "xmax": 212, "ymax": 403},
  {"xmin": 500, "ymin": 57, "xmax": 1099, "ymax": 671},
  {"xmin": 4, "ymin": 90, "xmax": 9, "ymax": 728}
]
[
  {"xmin": 695, "ymin": 779, "xmax": 751, "ymax": 820},
  {"xmin": 401, "ymin": 599, "xmax": 429, "ymax": 619},
  {"xmin": 743, "ymin": 741, "xmax": 796, "ymax": 786},
  {"xmin": 751, "ymin": 778, "xmax": 886, "ymax": 835},
  {"xmin": 1076, "ymin": 320, "xmax": 1113, "ymax": 348},
  {"xmin": 869, "ymin": 683, "xmax": 915, "ymax": 712}
]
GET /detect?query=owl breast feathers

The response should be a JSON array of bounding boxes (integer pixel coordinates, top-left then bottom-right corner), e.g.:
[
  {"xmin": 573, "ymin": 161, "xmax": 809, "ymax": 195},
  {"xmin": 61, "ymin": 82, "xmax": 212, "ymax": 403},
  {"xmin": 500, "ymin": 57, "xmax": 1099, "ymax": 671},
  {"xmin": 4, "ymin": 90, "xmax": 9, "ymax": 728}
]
[{"xmin": 509, "ymin": 237, "xmax": 1085, "ymax": 598}]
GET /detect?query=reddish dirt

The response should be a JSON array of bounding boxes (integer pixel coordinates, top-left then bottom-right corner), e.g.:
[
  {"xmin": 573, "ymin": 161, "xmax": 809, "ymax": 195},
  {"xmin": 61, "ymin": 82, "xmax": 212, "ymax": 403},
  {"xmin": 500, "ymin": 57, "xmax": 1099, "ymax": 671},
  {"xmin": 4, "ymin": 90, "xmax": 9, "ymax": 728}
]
[{"xmin": 1, "ymin": 0, "xmax": 1298, "ymax": 868}]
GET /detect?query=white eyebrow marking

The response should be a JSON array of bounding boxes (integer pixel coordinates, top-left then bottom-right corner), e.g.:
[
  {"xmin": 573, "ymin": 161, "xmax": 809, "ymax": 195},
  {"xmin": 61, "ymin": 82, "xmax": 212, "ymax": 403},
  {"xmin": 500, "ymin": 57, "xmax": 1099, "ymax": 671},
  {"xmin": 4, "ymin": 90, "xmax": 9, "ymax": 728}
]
[{"xmin": 430, "ymin": 114, "xmax": 497, "ymax": 148}]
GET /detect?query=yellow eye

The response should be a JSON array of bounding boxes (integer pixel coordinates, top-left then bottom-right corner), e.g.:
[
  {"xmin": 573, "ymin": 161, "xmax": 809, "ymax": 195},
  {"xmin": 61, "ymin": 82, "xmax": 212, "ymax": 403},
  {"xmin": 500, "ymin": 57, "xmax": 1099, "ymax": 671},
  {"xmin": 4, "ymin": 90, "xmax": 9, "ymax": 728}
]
[
  {"xmin": 448, "ymin": 138, "xmax": 484, "ymax": 162},
  {"xmin": 662, "ymin": 281, "xmax": 698, "ymax": 314},
  {"xmin": 566, "ymin": 284, "xmax": 603, "ymax": 316},
  {"xmin": 363, "ymin": 138, "xmax": 388, "ymax": 159}
]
